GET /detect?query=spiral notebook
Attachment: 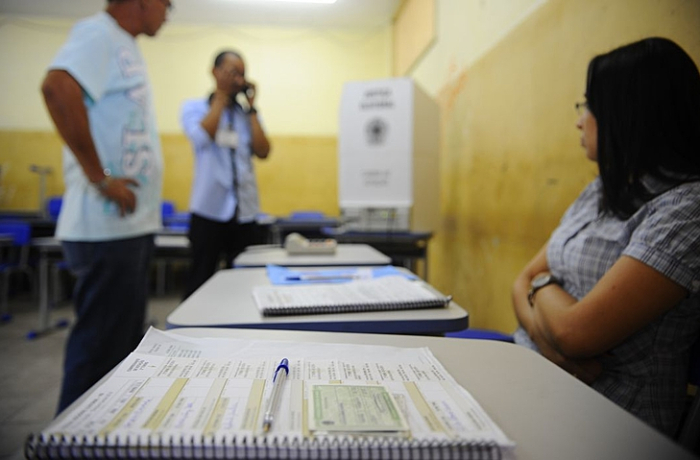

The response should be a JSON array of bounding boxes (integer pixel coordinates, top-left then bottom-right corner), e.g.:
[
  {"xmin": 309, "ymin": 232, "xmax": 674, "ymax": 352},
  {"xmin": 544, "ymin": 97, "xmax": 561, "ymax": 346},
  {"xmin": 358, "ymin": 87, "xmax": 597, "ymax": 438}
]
[
  {"xmin": 24, "ymin": 328, "xmax": 516, "ymax": 459},
  {"xmin": 252, "ymin": 275, "xmax": 451, "ymax": 317}
]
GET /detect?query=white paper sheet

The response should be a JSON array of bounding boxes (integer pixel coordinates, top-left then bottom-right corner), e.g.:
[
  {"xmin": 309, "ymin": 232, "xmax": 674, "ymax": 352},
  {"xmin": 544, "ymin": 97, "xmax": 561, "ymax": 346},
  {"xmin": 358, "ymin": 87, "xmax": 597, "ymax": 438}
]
[{"xmin": 41, "ymin": 328, "xmax": 514, "ymax": 451}]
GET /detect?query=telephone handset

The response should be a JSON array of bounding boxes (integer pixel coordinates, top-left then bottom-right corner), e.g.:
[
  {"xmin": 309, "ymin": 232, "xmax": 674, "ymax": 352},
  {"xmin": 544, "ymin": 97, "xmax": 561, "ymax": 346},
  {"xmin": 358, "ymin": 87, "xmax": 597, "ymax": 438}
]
[
  {"xmin": 242, "ymin": 84, "xmax": 255, "ymax": 98},
  {"xmin": 284, "ymin": 233, "xmax": 337, "ymax": 255}
]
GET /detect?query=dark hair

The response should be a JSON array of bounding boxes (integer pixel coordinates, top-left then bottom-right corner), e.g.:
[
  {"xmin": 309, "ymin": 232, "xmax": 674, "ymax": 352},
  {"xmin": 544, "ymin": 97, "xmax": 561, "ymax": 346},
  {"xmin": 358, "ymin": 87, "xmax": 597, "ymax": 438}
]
[
  {"xmin": 585, "ymin": 37, "xmax": 700, "ymax": 218},
  {"xmin": 213, "ymin": 50, "xmax": 243, "ymax": 68}
]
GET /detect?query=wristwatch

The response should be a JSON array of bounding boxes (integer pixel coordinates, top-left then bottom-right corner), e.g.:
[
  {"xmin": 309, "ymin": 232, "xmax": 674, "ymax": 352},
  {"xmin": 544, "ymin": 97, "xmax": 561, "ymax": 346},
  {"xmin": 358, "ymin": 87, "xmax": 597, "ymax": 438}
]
[
  {"xmin": 93, "ymin": 168, "xmax": 112, "ymax": 192},
  {"xmin": 527, "ymin": 273, "xmax": 561, "ymax": 306}
]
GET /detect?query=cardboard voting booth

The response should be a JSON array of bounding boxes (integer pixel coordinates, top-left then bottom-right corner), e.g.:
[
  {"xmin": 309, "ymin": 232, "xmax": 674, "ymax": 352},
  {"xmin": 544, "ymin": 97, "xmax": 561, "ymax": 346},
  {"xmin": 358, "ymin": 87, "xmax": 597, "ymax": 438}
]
[{"xmin": 338, "ymin": 77, "xmax": 439, "ymax": 232}]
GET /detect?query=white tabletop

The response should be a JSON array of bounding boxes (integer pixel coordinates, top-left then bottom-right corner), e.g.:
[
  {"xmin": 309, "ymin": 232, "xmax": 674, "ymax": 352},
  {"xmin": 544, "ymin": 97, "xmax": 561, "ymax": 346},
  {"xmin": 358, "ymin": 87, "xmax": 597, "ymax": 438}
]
[
  {"xmin": 166, "ymin": 267, "xmax": 468, "ymax": 334},
  {"xmin": 168, "ymin": 327, "xmax": 694, "ymax": 460},
  {"xmin": 233, "ymin": 243, "xmax": 391, "ymax": 268},
  {"xmin": 153, "ymin": 234, "xmax": 189, "ymax": 248},
  {"xmin": 31, "ymin": 234, "xmax": 189, "ymax": 249}
]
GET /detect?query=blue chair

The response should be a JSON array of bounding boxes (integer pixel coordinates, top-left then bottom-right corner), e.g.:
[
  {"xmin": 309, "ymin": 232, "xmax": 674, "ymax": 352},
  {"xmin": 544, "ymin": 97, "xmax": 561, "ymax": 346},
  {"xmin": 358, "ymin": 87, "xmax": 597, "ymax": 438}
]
[
  {"xmin": 161, "ymin": 201, "xmax": 190, "ymax": 232},
  {"xmin": 156, "ymin": 201, "xmax": 190, "ymax": 295},
  {"xmin": 289, "ymin": 211, "xmax": 326, "ymax": 220},
  {"xmin": 445, "ymin": 328, "xmax": 515, "ymax": 343},
  {"xmin": 161, "ymin": 201, "xmax": 176, "ymax": 221},
  {"xmin": 678, "ymin": 338, "xmax": 700, "ymax": 452},
  {"xmin": 46, "ymin": 196, "xmax": 63, "ymax": 221},
  {"xmin": 0, "ymin": 221, "xmax": 33, "ymax": 321}
]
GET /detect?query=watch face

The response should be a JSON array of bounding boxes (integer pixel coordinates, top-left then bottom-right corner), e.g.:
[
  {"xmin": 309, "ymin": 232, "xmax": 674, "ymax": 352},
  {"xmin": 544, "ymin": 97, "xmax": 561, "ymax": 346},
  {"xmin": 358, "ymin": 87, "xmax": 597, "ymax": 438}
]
[{"xmin": 532, "ymin": 274, "xmax": 553, "ymax": 289}]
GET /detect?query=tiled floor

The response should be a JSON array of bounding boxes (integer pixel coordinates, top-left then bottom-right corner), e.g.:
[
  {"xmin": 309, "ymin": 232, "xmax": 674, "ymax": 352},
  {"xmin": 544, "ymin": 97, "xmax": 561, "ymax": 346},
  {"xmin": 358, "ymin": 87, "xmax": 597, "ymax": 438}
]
[{"xmin": 0, "ymin": 289, "xmax": 182, "ymax": 459}]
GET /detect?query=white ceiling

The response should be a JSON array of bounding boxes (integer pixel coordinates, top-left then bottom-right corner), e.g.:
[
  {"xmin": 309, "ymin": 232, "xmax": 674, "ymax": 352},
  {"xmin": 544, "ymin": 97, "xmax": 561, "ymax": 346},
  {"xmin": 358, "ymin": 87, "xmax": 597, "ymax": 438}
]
[{"xmin": 0, "ymin": 0, "xmax": 403, "ymax": 28}]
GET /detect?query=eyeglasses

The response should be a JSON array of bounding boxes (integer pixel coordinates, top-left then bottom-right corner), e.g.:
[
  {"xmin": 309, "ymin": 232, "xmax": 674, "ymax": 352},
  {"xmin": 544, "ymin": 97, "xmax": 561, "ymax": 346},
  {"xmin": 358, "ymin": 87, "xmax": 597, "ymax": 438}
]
[
  {"xmin": 575, "ymin": 101, "xmax": 588, "ymax": 115},
  {"xmin": 226, "ymin": 68, "xmax": 245, "ymax": 79}
]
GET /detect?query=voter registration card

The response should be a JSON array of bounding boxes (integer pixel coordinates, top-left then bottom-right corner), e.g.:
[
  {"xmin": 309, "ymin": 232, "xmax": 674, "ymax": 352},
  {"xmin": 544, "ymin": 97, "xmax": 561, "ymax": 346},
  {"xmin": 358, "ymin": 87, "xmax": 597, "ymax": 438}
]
[{"xmin": 308, "ymin": 384, "xmax": 410, "ymax": 435}]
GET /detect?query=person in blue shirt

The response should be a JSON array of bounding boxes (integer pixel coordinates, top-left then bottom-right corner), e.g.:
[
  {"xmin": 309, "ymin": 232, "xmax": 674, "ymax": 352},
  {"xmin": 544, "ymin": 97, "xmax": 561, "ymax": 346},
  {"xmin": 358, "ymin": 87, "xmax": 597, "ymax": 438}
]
[
  {"xmin": 181, "ymin": 50, "xmax": 272, "ymax": 299},
  {"xmin": 512, "ymin": 37, "xmax": 700, "ymax": 436},
  {"xmin": 41, "ymin": 0, "xmax": 170, "ymax": 413}
]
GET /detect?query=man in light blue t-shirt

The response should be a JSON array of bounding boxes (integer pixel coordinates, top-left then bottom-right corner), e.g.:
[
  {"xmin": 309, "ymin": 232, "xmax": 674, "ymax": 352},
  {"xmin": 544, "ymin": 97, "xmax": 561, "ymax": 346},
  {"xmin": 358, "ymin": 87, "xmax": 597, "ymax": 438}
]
[{"xmin": 41, "ymin": 0, "xmax": 170, "ymax": 413}]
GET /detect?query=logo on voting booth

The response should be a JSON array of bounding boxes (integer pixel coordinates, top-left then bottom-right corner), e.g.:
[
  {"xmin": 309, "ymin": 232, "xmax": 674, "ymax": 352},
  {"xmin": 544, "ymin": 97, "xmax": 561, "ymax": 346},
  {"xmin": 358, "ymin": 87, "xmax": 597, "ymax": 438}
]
[{"xmin": 365, "ymin": 118, "xmax": 388, "ymax": 145}]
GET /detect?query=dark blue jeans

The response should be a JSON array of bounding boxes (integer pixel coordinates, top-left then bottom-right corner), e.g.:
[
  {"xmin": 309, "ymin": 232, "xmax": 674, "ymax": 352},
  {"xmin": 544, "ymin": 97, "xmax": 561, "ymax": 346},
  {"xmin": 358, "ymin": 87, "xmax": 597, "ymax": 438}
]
[{"xmin": 57, "ymin": 234, "xmax": 154, "ymax": 414}]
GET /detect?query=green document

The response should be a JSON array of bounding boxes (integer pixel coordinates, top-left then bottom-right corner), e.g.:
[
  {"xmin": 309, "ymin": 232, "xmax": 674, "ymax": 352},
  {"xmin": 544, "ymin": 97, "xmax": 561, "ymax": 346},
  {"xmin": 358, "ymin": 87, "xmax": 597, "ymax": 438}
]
[{"xmin": 309, "ymin": 384, "xmax": 410, "ymax": 434}]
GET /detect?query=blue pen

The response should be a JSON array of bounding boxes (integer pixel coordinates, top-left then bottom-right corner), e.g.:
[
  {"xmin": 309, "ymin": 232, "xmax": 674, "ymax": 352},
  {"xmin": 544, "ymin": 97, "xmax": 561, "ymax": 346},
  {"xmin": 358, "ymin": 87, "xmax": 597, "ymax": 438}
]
[
  {"xmin": 285, "ymin": 274, "xmax": 359, "ymax": 282},
  {"xmin": 262, "ymin": 358, "xmax": 289, "ymax": 432}
]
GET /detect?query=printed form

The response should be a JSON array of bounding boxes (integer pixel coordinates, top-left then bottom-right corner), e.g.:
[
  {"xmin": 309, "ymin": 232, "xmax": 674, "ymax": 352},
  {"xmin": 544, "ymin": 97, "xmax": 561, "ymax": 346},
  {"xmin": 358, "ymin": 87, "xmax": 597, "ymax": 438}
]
[{"xmin": 43, "ymin": 328, "xmax": 513, "ymax": 449}]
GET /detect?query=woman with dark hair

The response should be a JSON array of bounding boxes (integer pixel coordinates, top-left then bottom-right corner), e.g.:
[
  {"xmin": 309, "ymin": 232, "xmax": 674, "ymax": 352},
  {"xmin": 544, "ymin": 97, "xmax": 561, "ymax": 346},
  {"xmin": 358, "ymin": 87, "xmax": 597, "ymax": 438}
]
[{"xmin": 512, "ymin": 37, "xmax": 700, "ymax": 437}]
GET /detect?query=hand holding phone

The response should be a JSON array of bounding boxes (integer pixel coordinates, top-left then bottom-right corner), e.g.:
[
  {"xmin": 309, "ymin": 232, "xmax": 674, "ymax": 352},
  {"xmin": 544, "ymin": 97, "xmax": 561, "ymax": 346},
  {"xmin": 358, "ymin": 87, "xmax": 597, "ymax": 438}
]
[
  {"xmin": 241, "ymin": 81, "xmax": 256, "ymax": 110},
  {"xmin": 244, "ymin": 84, "xmax": 255, "ymax": 98}
]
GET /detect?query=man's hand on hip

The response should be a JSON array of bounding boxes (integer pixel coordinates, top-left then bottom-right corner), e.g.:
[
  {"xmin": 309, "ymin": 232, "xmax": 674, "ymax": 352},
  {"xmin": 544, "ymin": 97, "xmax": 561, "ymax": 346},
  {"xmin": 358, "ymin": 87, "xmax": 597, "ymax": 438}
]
[{"xmin": 99, "ymin": 177, "xmax": 140, "ymax": 217}]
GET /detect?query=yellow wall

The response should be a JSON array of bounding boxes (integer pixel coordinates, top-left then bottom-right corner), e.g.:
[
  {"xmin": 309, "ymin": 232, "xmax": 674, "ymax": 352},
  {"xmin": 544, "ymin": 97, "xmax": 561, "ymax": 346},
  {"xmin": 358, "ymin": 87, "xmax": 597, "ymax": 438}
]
[
  {"xmin": 159, "ymin": 133, "xmax": 339, "ymax": 214},
  {"xmin": 256, "ymin": 136, "xmax": 338, "ymax": 217},
  {"xmin": 0, "ymin": 131, "xmax": 338, "ymax": 215},
  {"xmin": 0, "ymin": 131, "xmax": 64, "ymax": 210},
  {"xmin": 0, "ymin": 15, "xmax": 390, "ymax": 213},
  {"xmin": 403, "ymin": 0, "xmax": 700, "ymax": 332}
]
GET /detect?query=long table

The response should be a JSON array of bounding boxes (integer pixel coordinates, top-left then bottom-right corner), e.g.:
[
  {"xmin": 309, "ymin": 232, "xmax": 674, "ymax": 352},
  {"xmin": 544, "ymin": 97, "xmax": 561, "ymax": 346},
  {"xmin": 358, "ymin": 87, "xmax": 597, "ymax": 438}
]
[
  {"xmin": 169, "ymin": 327, "xmax": 695, "ymax": 460},
  {"xmin": 166, "ymin": 266, "xmax": 468, "ymax": 334},
  {"xmin": 233, "ymin": 243, "xmax": 391, "ymax": 268}
]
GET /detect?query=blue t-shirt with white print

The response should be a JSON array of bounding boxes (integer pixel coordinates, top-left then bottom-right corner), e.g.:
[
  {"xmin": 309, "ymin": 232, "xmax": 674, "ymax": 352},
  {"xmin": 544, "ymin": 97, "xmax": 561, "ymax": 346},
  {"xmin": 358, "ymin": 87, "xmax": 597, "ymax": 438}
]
[{"xmin": 50, "ymin": 12, "xmax": 162, "ymax": 241}]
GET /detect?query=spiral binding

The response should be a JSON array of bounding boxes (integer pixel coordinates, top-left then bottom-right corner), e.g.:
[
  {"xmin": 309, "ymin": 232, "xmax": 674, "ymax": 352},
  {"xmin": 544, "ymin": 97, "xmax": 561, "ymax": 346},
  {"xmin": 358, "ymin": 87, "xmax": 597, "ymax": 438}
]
[
  {"xmin": 25, "ymin": 433, "xmax": 502, "ymax": 459},
  {"xmin": 262, "ymin": 296, "xmax": 452, "ymax": 317}
]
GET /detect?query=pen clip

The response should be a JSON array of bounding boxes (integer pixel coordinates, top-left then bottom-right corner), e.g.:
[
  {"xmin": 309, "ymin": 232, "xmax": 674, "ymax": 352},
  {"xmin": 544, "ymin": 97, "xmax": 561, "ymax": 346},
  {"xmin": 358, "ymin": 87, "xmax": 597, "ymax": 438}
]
[{"xmin": 273, "ymin": 358, "xmax": 289, "ymax": 382}]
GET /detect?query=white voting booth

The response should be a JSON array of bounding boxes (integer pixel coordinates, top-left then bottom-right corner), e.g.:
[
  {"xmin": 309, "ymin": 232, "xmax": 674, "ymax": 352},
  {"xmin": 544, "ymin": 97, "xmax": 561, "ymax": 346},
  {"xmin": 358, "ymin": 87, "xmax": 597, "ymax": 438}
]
[{"xmin": 338, "ymin": 77, "xmax": 439, "ymax": 232}]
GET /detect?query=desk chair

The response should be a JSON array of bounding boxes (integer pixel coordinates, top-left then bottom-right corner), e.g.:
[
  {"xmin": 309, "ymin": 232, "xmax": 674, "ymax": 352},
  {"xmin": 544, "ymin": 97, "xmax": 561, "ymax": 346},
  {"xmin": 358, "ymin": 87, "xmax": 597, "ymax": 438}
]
[
  {"xmin": 161, "ymin": 201, "xmax": 190, "ymax": 232},
  {"xmin": 161, "ymin": 200, "xmax": 175, "ymax": 222},
  {"xmin": 46, "ymin": 196, "xmax": 63, "ymax": 221},
  {"xmin": 0, "ymin": 221, "xmax": 33, "ymax": 321},
  {"xmin": 289, "ymin": 211, "xmax": 326, "ymax": 220},
  {"xmin": 678, "ymin": 338, "xmax": 700, "ymax": 453},
  {"xmin": 156, "ymin": 201, "xmax": 190, "ymax": 295}
]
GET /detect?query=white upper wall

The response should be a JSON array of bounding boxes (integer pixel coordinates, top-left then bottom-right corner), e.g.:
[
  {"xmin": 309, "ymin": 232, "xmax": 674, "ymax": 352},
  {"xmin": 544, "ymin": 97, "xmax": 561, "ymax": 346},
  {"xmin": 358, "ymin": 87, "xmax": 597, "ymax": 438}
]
[{"xmin": 0, "ymin": 16, "xmax": 392, "ymax": 136}]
